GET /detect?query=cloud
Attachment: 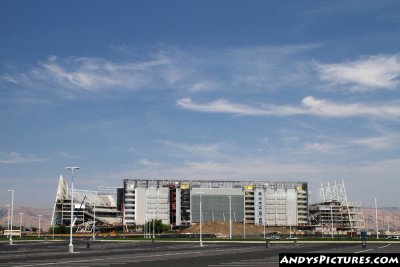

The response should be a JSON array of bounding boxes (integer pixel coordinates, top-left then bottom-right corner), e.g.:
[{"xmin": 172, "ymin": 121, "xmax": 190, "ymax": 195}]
[
  {"xmin": 1, "ymin": 54, "xmax": 178, "ymax": 94},
  {"xmin": 1, "ymin": 45, "xmax": 320, "ymax": 97},
  {"xmin": 0, "ymin": 152, "xmax": 47, "ymax": 165},
  {"xmin": 317, "ymin": 55, "xmax": 400, "ymax": 91},
  {"xmin": 350, "ymin": 135, "xmax": 399, "ymax": 149},
  {"xmin": 303, "ymin": 142, "xmax": 338, "ymax": 153},
  {"xmin": 158, "ymin": 140, "xmax": 226, "ymax": 159},
  {"xmin": 138, "ymin": 158, "xmax": 161, "ymax": 167},
  {"xmin": 177, "ymin": 96, "xmax": 400, "ymax": 119}
]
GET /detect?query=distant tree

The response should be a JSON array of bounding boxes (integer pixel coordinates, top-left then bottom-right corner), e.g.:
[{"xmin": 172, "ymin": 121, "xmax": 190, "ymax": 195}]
[
  {"xmin": 49, "ymin": 225, "xmax": 68, "ymax": 234},
  {"xmin": 31, "ymin": 227, "xmax": 38, "ymax": 232}
]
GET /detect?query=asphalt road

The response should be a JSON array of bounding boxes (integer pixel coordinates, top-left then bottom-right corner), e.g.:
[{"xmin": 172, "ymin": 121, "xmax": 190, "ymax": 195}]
[{"xmin": 0, "ymin": 240, "xmax": 399, "ymax": 267}]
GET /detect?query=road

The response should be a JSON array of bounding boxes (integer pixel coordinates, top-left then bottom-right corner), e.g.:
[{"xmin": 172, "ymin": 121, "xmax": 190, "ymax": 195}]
[{"xmin": 0, "ymin": 240, "xmax": 399, "ymax": 267}]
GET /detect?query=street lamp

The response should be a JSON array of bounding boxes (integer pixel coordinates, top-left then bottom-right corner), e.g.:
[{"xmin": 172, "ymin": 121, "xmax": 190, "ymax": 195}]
[
  {"xmin": 228, "ymin": 196, "xmax": 232, "ymax": 239},
  {"xmin": 199, "ymin": 191, "xmax": 204, "ymax": 247},
  {"xmin": 66, "ymin": 166, "xmax": 80, "ymax": 253},
  {"xmin": 19, "ymin": 213, "xmax": 24, "ymax": 238},
  {"xmin": 374, "ymin": 197, "xmax": 379, "ymax": 239},
  {"xmin": 38, "ymin": 215, "xmax": 42, "ymax": 238},
  {"xmin": 243, "ymin": 190, "xmax": 246, "ymax": 239},
  {"xmin": 8, "ymin": 189, "xmax": 14, "ymax": 245},
  {"xmin": 92, "ymin": 203, "xmax": 96, "ymax": 240},
  {"xmin": 330, "ymin": 205, "xmax": 334, "ymax": 239}
]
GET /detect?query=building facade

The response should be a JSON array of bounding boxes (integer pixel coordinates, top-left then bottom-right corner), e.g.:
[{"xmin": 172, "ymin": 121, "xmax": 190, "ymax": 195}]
[{"xmin": 122, "ymin": 179, "xmax": 308, "ymax": 229}]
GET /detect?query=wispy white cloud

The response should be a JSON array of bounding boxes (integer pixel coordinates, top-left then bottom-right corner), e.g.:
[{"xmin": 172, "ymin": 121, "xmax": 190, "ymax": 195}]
[
  {"xmin": 158, "ymin": 140, "xmax": 226, "ymax": 159},
  {"xmin": 1, "ymin": 54, "xmax": 177, "ymax": 94},
  {"xmin": 177, "ymin": 96, "xmax": 400, "ymax": 119},
  {"xmin": 1, "ymin": 45, "xmax": 320, "ymax": 97},
  {"xmin": 317, "ymin": 55, "xmax": 400, "ymax": 91},
  {"xmin": 303, "ymin": 142, "xmax": 338, "ymax": 153},
  {"xmin": 0, "ymin": 152, "xmax": 47, "ymax": 165},
  {"xmin": 138, "ymin": 158, "xmax": 161, "ymax": 167},
  {"xmin": 350, "ymin": 135, "xmax": 399, "ymax": 149}
]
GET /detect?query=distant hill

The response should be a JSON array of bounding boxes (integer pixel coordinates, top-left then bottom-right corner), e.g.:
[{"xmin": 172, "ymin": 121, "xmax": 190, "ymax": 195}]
[
  {"xmin": 363, "ymin": 207, "xmax": 400, "ymax": 232},
  {"xmin": 0, "ymin": 206, "xmax": 52, "ymax": 231}
]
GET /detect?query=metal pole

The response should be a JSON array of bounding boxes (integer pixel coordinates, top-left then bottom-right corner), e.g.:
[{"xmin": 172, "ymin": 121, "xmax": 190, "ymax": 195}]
[
  {"xmin": 19, "ymin": 213, "xmax": 24, "ymax": 238},
  {"xmin": 93, "ymin": 203, "xmax": 96, "ymax": 240},
  {"xmin": 387, "ymin": 216, "xmax": 390, "ymax": 234},
  {"xmin": 66, "ymin": 166, "xmax": 80, "ymax": 253},
  {"xmin": 8, "ymin": 189, "xmax": 14, "ymax": 245},
  {"xmin": 38, "ymin": 215, "xmax": 42, "ymax": 238},
  {"xmin": 228, "ymin": 196, "xmax": 232, "ymax": 239},
  {"xmin": 145, "ymin": 187, "xmax": 147, "ymax": 238},
  {"xmin": 374, "ymin": 197, "xmax": 379, "ymax": 239},
  {"xmin": 152, "ymin": 188, "xmax": 155, "ymax": 240},
  {"xmin": 243, "ymin": 190, "xmax": 246, "ymax": 239},
  {"xmin": 200, "ymin": 192, "xmax": 203, "ymax": 247},
  {"xmin": 264, "ymin": 221, "xmax": 266, "ymax": 239},
  {"xmin": 331, "ymin": 205, "xmax": 334, "ymax": 238},
  {"xmin": 157, "ymin": 186, "xmax": 159, "ymax": 236}
]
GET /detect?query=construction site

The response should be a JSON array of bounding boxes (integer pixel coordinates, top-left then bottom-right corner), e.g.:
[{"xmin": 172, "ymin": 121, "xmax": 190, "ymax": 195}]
[{"xmin": 51, "ymin": 176, "xmax": 370, "ymax": 237}]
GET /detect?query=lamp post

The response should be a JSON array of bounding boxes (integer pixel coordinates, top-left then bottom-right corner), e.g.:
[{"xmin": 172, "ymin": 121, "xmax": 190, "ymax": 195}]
[
  {"xmin": 199, "ymin": 191, "xmax": 203, "ymax": 247},
  {"xmin": 92, "ymin": 203, "xmax": 96, "ymax": 240},
  {"xmin": 374, "ymin": 197, "xmax": 379, "ymax": 239},
  {"xmin": 38, "ymin": 215, "xmax": 42, "ymax": 238},
  {"xmin": 228, "ymin": 196, "xmax": 232, "ymax": 239},
  {"xmin": 19, "ymin": 213, "xmax": 24, "ymax": 238},
  {"xmin": 330, "ymin": 205, "xmax": 334, "ymax": 239},
  {"xmin": 66, "ymin": 166, "xmax": 80, "ymax": 253},
  {"xmin": 8, "ymin": 189, "xmax": 14, "ymax": 245},
  {"xmin": 243, "ymin": 190, "xmax": 246, "ymax": 239}
]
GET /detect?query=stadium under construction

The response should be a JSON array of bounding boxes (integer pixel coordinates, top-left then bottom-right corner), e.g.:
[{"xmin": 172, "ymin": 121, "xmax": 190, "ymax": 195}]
[{"xmin": 51, "ymin": 176, "xmax": 365, "ymax": 234}]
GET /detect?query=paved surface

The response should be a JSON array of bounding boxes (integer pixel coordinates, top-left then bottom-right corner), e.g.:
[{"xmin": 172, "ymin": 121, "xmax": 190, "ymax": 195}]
[{"xmin": 0, "ymin": 240, "xmax": 399, "ymax": 267}]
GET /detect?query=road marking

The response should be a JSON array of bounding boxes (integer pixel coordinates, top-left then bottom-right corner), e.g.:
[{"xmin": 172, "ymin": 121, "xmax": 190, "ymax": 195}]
[
  {"xmin": 378, "ymin": 244, "xmax": 391, "ymax": 249},
  {"xmin": 354, "ymin": 249, "xmax": 373, "ymax": 254}
]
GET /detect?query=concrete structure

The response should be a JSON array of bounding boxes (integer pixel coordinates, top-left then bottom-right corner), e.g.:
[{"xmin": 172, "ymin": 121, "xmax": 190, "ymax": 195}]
[
  {"xmin": 309, "ymin": 180, "xmax": 365, "ymax": 233},
  {"xmin": 51, "ymin": 175, "xmax": 122, "ymax": 227},
  {"xmin": 122, "ymin": 179, "xmax": 308, "ymax": 230}
]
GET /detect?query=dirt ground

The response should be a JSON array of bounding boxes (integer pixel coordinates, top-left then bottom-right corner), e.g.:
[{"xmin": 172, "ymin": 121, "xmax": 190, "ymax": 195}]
[{"xmin": 180, "ymin": 221, "xmax": 298, "ymax": 237}]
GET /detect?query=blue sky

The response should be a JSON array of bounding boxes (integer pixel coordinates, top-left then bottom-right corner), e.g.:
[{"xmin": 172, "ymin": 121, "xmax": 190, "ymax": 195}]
[{"xmin": 1, "ymin": 0, "xmax": 400, "ymax": 208}]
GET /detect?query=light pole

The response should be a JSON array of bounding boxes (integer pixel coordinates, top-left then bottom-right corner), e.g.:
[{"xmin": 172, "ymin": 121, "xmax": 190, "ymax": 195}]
[
  {"xmin": 228, "ymin": 196, "xmax": 232, "ymax": 239},
  {"xmin": 19, "ymin": 213, "xmax": 24, "ymax": 238},
  {"xmin": 330, "ymin": 205, "xmax": 334, "ymax": 239},
  {"xmin": 156, "ymin": 185, "xmax": 159, "ymax": 238},
  {"xmin": 199, "ymin": 191, "xmax": 203, "ymax": 247},
  {"xmin": 66, "ymin": 166, "xmax": 80, "ymax": 253},
  {"xmin": 92, "ymin": 203, "xmax": 96, "ymax": 240},
  {"xmin": 374, "ymin": 197, "xmax": 379, "ymax": 239},
  {"xmin": 243, "ymin": 190, "xmax": 246, "ymax": 239},
  {"xmin": 8, "ymin": 189, "xmax": 14, "ymax": 245},
  {"xmin": 263, "ymin": 221, "xmax": 266, "ymax": 239},
  {"xmin": 38, "ymin": 215, "xmax": 42, "ymax": 238}
]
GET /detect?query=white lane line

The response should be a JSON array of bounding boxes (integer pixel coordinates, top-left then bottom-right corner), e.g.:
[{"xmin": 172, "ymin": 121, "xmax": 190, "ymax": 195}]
[
  {"xmin": 354, "ymin": 249, "xmax": 374, "ymax": 254},
  {"xmin": 378, "ymin": 244, "xmax": 391, "ymax": 249}
]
